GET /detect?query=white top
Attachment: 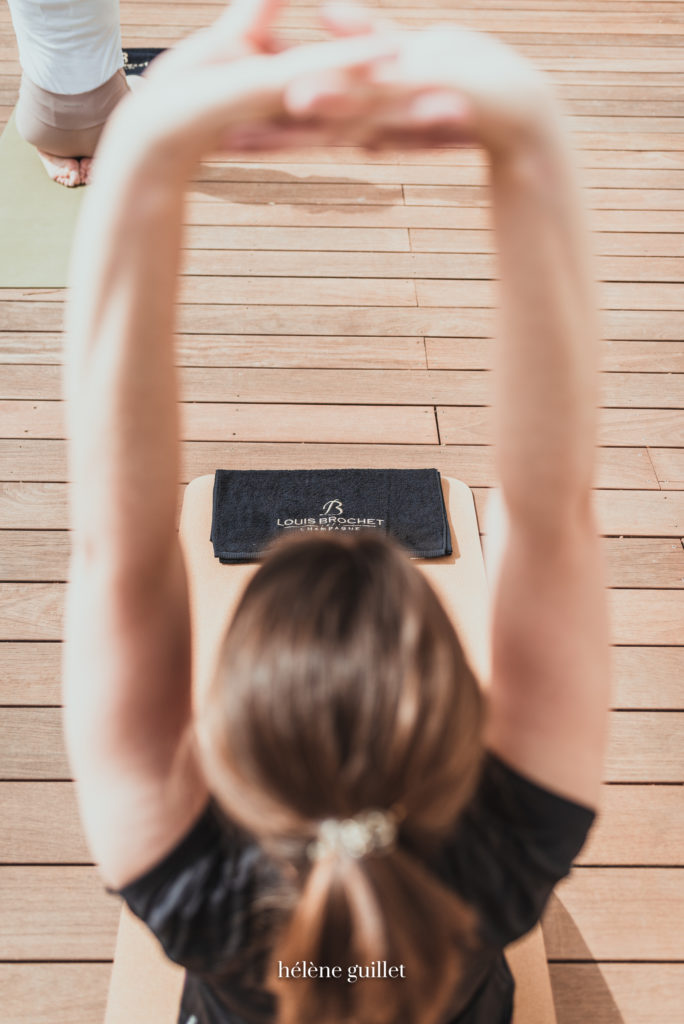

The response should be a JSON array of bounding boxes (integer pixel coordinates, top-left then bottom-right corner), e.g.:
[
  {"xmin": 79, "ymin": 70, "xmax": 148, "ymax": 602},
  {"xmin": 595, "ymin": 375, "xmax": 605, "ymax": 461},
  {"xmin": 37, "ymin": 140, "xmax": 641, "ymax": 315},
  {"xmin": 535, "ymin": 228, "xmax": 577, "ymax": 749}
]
[{"xmin": 8, "ymin": 0, "xmax": 123, "ymax": 95}]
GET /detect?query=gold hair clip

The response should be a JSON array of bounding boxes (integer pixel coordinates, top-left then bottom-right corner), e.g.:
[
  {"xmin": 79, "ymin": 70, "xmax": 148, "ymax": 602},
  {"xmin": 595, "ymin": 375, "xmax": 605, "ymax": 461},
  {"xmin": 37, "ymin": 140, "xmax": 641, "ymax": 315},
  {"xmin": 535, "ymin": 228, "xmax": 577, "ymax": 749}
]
[{"xmin": 307, "ymin": 809, "xmax": 398, "ymax": 862}]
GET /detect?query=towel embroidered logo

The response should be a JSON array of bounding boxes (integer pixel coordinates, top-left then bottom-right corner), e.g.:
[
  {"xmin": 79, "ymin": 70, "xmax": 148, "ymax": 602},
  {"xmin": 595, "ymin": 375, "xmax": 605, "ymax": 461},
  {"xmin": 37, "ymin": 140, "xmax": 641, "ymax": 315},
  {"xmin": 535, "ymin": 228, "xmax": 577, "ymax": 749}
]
[{"xmin": 275, "ymin": 498, "xmax": 385, "ymax": 533}]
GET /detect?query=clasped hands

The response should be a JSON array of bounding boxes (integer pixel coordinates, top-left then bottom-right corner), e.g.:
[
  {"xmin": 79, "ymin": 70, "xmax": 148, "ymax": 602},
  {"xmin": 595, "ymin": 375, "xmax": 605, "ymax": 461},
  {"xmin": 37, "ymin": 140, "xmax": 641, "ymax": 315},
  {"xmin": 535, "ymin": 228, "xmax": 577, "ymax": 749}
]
[{"xmin": 103, "ymin": 0, "xmax": 560, "ymax": 177}]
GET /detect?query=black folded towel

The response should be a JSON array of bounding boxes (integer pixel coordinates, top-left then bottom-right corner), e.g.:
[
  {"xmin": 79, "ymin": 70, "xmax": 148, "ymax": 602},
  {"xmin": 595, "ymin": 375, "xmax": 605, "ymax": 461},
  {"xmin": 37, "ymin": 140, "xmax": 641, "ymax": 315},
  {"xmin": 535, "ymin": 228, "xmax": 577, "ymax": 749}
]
[
  {"xmin": 122, "ymin": 47, "xmax": 166, "ymax": 76},
  {"xmin": 210, "ymin": 468, "xmax": 451, "ymax": 563}
]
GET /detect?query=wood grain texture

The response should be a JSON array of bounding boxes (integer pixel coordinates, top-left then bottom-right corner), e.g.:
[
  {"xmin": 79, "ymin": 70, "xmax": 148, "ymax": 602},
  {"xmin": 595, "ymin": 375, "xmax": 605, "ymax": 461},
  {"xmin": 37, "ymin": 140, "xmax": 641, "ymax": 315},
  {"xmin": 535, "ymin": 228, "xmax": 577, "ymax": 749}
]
[
  {"xmin": 3, "ymin": 300, "xmax": 684, "ymax": 339},
  {"xmin": 2, "ymin": 865, "xmax": 681, "ymax": 961},
  {"xmin": 0, "ymin": 866, "xmax": 119, "ymax": 959},
  {"xmin": 549, "ymin": 964, "xmax": 684, "ymax": 1024},
  {"xmin": 1, "ymin": 964, "xmax": 111, "ymax": 1024},
  {"xmin": 411, "ymin": 230, "xmax": 684, "ymax": 257},
  {"xmin": 3, "ymin": 367, "xmax": 683, "ymax": 409},
  {"xmin": 3, "ymin": 333, "xmax": 683, "ymax": 373},
  {"xmin": 2, "ymin": 642, "xmax": 681, "ymax": 710},
  {"xmin": 437, "ymin": 406, "xmax": 684, "ymax": 447},
  {"xmin": 544, "ymin": 869, "xmax": 684, "ymax": 960},
  {"xmin": 2, "ymin": 532, "xmax": 682, "ymax": 588},
  {"xmin": 4, "ymin": 584, "xmax": 682, "ymax": 643},
  {"xmin": 0, "ymin": 441, "xmax": 663, "ymax": 492},
  {"xmin": 2, "ymin": 779, "xmax": 681, "ymax": 868},
  {"xmin": 426, "ymin": 338, "xmax": 684, "ymax": 373},
  {"xmin": 650, "ymin": 448, "xmax": 684, "ymax": 489},
  {"xmin": 0, "ymin": 782, "xmax": 90, "ymax": 862},
  {"xmin": 2, "ymin": 708, "xmax": 681, "ymax": 781}
]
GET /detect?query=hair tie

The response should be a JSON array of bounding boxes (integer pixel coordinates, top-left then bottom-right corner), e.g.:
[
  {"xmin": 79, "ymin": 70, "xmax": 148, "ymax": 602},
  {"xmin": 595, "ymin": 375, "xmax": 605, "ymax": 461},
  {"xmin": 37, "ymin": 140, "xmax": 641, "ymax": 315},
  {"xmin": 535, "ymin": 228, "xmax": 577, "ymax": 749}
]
[{"xmin": 307, "ymin": 808, "xmax": 398, "ymax": 862}]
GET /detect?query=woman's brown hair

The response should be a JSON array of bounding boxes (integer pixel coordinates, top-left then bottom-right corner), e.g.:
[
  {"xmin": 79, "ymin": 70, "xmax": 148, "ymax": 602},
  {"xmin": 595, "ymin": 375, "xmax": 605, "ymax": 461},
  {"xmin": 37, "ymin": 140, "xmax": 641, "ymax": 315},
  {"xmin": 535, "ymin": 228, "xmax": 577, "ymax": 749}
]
[{"xmin": 197, "ymin": 529, "xmax": 486, "ymax": 1024}]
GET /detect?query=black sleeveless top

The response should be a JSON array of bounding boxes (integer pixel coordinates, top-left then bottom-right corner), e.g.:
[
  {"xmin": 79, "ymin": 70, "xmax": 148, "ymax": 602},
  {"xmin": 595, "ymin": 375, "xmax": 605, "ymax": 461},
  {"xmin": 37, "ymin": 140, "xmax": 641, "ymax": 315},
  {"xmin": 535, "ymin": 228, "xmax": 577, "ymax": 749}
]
[{"xmin": 116, "ymin": 752, "xmax": 595, "ymax": 1024}]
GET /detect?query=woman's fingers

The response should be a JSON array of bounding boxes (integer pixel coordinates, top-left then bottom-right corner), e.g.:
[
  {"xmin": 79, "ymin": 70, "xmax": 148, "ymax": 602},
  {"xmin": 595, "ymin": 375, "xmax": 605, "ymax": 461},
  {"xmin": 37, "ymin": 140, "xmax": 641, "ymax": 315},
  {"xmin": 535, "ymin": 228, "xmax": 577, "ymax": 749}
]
[
  {"xmin": 319, "ymin": 1, "xmax": 393, "ymax": 37},
  {"xmin": 218, "ymin": 0, "xmax": 284, "ymax": 50}
]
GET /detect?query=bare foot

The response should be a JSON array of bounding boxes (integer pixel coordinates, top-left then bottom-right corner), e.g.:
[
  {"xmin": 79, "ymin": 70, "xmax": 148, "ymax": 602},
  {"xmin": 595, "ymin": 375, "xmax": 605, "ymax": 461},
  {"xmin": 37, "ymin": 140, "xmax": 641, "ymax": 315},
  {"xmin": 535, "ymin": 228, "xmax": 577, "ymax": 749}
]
[
  {"xmin": 79, "ymin": 157, "xmax": 94, "ymax": 185},
  {"xmin": 37, "ymin": 149, "xmax": 81, "ymax": 187}
]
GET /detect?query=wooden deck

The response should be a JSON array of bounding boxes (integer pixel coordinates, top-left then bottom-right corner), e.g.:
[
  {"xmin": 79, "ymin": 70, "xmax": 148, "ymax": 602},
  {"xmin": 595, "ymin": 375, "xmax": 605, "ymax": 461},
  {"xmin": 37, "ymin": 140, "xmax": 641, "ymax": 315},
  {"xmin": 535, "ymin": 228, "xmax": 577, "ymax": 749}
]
[{"xmin": 1, "ymin": 2, "xmax": 683, "ymax": 1022}]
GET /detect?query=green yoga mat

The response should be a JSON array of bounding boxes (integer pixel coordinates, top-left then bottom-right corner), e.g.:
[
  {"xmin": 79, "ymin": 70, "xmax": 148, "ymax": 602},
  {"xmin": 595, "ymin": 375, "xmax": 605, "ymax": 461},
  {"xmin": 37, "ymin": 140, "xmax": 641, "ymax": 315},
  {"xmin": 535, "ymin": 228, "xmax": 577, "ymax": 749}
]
[{"xmin": 0, "ymin": 110, "xmax": 85, "ymax": 288}]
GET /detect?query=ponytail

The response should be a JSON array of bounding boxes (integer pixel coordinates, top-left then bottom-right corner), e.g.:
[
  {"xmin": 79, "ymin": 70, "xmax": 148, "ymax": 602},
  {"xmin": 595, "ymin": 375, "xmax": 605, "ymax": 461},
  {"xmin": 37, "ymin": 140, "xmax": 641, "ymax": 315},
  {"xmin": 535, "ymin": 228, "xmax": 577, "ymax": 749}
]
[
  {"xmin": 270, "ymin": 844, "xmax": 479, "ymax": 1024},
  {"xmin": 198, "ymin": 530, "xmax": 487, "ymax": 1024}
]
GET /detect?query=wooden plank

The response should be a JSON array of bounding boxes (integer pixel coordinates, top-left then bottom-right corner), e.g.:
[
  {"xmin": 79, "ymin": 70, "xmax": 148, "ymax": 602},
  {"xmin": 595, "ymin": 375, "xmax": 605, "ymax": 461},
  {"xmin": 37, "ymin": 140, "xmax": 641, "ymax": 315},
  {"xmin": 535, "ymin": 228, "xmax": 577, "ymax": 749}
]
[
  {"xmin": 0, "ymin": 482, "xmax": 71, "ymax": 527},
  {"xmin": 549, "ymin": 964, "xmax": 684, "ymax": 1024},
  {"xmin": 606, "ymin": 712, "xmax": 684, "ymax": 781},
  {"xmin": 2, "ymin": 864, "xmax": 680, "ymax": 960},
  {"xmin": 179, "ymin": 162, "xmax": 684, "ymax": 189},
  {"xmin": 577, "ymin": 785, "xmax": 684, "ymax": 866},
  {"xmin": 4, "ymin": 367, "xmax": 682, "ymax": 409},
  {"xmin": 186, "ymin": 225, "xmax": 412, "ymax": 250},
  {"xmin": 610, "ymin": 647, "xmax": 684, "ymax": 710},
  {"xmin": 179, "ymin": 249, "xmax": 684, "ymax": 283},
  {"xmin": 0, "ymin": 401, "xmax": 438, "ymax": 444},
  {"xmin": 650, "ymin": 448, "xmax": 684, "ymax": 489},
  {"xmin": 2, "ymin": 964, "xmax": 110, "ymax": 1024},
  {"xmin": 406, "ymin": 185, "xmax": 684, "ymax": 212},
  {"xmin": 187, "ymin": 172, "xmax": 684, "ymax": 202},
  {"xmin": 0, "ymin": 531, "xmax": 70, "ymax": 581},
  {"xmin": 417, "ymin": 278, "xmax": 684, "ymax": 311},
  {"xmin": 9, "ymin": 275, "xmax": 684, "ymax": 311},
  {"xmin": 544, "ymin": 868, "xmax": 684, "ymax": 960},
  {"xmin": 438, "ymin": 407, "xmax": 684, "ymax": 447},
  {"xmin": 0, "ymin": 332, "xmax": 428, "ymax": 368},
  {"xmin": 0, "ymin": 783, "xmax": 90, "ymax": 862},
  {"xmin": 3, "ymin": 301, "xmax": 684, "ymax": 340},
  {"xmin": 175, "ymin": 275, "xmax": 417, "ymax": 305},
  {"xmin": 146, "ymin": 201, "xmax": 684, "ymax": 233},
  {"xmin": 478, "ymin": 488, "xmax": 683, "ymax": 538},
  {"xmin": 203, "ymin": 147, "xmax": 684, "ymax": 170},
  {"xmin": 172, "ymin": 204, "xmax": 684, "ymax": 232},
  {"xmin": 185, "ymin": 181, "xmax": 404, "ymax": 205},
  {"xmin": 2, "ymin": 778, "xmax": 680, "ymax": 867},
  {"xmin": 107, "ymin": 5, "xmax": 684, "ymax": 33},
  {"xmin": 0, "ymin": 642, "xmax": 63, "ymax": 705},
  {"xmin": 1, "ymin": 642, "xmax": 682, "ymax": 711},
  {"xmin": 426, "ymin": 338, "xmax": 684, "ymax": 373},
  {"xmin": 2, "ymin": 532, "xmax": 682, "ymax": 588},
  {"xmin": 602, "ymin": 538, "xmax": 684, "ymax": 588},
  {"xmin": 0, "ymin": 440, "xmax": 663, "ymax": 493},
  {"xmin": 411, "ymin": 229, "xmax": 684, "ymax": 256},
  {"xmin": 2, "ymin": 708, "xmax": 681, "ymax": 780},
  {"xmin": 1, "ymin": 707, "xmax": 70, "ymax": 776},
  {"xmin": 0, "ymin": 866, "xmax": 119, "ymax": 959},
  {"xmin": 612, "ymin": 590, "xmax": 684, "ymax": 645},
  {"xmin": 2, "ymin": 368, "xmax": 490, "ymax": 403}
]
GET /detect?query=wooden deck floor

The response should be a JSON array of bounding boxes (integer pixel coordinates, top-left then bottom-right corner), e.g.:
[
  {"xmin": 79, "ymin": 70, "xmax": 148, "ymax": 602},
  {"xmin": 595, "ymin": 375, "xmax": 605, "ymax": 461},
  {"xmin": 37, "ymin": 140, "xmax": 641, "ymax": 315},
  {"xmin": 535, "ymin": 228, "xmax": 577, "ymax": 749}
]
[{"xmin": 1, "ymin": 2, "xmax": 683, "ymax": 1022}]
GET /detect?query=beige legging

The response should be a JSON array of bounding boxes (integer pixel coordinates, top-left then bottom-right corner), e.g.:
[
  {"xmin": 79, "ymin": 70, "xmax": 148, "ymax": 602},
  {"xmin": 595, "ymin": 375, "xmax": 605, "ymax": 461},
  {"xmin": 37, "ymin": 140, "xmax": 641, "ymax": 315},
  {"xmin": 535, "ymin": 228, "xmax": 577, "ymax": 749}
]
[{"xmin": 15, "ymin": 67, "xmax": 130, "ymax": 157}]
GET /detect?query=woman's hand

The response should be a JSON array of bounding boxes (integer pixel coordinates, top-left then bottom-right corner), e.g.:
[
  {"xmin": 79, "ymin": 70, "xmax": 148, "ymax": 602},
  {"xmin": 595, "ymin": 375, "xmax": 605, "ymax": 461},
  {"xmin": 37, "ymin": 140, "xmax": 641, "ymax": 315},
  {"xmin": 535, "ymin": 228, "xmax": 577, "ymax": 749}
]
[
  {"xmin": 308, "ymin": 3, "xmax": 564, "ymax": 160},
  {"xmin": 98, "ymin": 0, "xmax": 408, "ymax": 178}
]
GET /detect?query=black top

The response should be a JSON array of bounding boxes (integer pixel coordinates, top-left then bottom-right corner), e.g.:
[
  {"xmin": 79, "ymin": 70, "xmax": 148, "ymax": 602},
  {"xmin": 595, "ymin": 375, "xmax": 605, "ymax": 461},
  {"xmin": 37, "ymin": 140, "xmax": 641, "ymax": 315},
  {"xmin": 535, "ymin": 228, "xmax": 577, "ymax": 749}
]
[{"xmin": 116, "ymin": 753, "xmax": 595, "ymax": 1024}]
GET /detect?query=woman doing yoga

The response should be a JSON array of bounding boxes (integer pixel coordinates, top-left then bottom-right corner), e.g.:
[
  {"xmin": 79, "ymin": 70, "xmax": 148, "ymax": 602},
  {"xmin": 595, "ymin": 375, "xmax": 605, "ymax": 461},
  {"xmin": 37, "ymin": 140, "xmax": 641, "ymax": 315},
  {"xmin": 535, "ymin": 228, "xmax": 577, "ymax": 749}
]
[
  {"xmin": 8, "ymin": 0, "xmax": 129, "ymax": 186},
  {"xmin": 62, "ymin": 3, "xmax": 611, "ymax": 1023}
]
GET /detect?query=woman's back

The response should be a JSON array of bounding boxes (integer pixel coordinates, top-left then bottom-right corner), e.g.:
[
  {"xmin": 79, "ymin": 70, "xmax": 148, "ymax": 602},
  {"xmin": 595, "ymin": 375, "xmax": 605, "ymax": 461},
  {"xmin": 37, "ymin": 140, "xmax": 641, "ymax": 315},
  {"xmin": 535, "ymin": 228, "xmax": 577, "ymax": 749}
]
[
  {"xmin": 114, "ymin": 750, "xmax": 595, "ymax": 1024},
  {"xmin": 8, "ymin": 0, "xmax": 122, "ymax": 92}
]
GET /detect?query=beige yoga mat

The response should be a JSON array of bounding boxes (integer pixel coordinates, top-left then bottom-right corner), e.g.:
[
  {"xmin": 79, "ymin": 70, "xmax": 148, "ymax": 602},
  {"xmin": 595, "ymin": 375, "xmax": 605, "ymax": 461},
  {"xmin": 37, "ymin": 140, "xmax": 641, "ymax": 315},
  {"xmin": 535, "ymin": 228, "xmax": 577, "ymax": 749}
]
[
  {"xmin": 105, "ymin": 474, "xmax": 557, "ymax": 1024},
  {"xmin": 0, "ymin": 111, "xmax": 85, "ymax": 288}
]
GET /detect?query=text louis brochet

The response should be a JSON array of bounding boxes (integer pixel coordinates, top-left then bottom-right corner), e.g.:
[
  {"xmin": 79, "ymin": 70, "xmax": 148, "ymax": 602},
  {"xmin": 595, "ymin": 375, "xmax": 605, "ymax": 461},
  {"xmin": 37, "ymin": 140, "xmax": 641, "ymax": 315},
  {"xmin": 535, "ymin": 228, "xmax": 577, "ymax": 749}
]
[{"xmin": 278, "ymin": 961, "xmax": 405, "ymax": 983}]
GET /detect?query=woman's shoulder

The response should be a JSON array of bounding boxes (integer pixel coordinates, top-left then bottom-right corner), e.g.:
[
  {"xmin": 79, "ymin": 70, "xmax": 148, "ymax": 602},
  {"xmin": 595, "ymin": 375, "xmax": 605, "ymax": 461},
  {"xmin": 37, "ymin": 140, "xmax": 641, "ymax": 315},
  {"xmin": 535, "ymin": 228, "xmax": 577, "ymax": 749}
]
[
  {"xmin": 112, "ymin": 801, "xmax": 268, "ymax": 973},
  {"xmin": 432, "ymin": 749, "xmax": 597, "ymax": 949}
]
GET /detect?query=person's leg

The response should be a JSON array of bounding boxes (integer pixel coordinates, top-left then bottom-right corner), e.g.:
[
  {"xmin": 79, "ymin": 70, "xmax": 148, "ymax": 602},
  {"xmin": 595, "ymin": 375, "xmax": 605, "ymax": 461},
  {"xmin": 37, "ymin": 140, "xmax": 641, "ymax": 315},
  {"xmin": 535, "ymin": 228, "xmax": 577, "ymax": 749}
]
[{"xmin": 15, "ymin": 69, "xmax": 130, "ymax": 186}]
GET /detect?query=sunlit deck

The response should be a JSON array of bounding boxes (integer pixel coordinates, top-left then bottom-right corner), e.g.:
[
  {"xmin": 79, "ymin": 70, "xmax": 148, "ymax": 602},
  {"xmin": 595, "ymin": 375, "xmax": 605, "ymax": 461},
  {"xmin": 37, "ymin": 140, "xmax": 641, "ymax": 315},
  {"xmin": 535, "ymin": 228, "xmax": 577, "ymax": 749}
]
[{"xmin": 1, "ymin": 1, "xmax": 683, "ymax": 1022}]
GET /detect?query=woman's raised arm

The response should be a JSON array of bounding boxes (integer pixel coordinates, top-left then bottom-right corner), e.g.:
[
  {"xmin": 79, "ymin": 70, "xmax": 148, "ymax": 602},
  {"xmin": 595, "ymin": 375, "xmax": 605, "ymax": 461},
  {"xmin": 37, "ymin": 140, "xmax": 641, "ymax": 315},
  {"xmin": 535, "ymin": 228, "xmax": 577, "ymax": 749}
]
[{"xmin": 60, "ymin": 0, "xmax": 408, "ymax": 889}]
